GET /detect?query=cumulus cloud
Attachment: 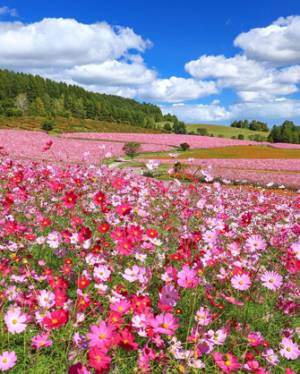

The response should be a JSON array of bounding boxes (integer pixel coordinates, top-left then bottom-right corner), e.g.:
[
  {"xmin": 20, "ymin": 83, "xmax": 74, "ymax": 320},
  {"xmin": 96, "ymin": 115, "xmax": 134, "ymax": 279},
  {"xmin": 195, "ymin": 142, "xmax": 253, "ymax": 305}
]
[
  {"xmin": 185, "ymin": 54, "xmax": 300, "ymax": 101},
  {"xmin": 0, "ymin": 17, "xmax": 216, "ymax": 103},
  {"xmin": 0, "ymin": 18, "xmax": 149, "ymax": 69},
  {"xmin": 0, "ymin": 6, "xmax": 18, "ymax": 17},
  {"xmin": 234, "ymin": 16, "xmax": 300, "ymax": 65},
  {"xmin": 68, "ymin": 60, "xmax": 156, "ymax": 87},
  {"xmin": 161, "ymin": 101, "xmax": 232, "ymax": 122},
  {"xmin": 162, "ymin": 98, "xmax": 300, "ymax": 123},
  {"xmin": 138, "ymin": 77, "xmax": 218, "ymax": 102}
]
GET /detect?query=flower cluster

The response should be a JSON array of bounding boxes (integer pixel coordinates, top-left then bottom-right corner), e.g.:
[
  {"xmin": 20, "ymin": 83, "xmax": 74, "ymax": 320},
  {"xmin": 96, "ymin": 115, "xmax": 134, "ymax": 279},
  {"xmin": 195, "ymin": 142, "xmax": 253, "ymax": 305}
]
[{"xmin": 0, "ymin": 157, "xmax": 299, "ymax": 373}]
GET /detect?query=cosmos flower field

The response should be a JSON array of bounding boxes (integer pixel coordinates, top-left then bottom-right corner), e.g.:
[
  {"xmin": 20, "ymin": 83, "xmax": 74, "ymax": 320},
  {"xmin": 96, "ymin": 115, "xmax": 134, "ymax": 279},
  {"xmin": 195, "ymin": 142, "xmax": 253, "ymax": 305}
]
[{"xmin": 0, "ymin": 145, "xmax": 299, "ymax": 373}]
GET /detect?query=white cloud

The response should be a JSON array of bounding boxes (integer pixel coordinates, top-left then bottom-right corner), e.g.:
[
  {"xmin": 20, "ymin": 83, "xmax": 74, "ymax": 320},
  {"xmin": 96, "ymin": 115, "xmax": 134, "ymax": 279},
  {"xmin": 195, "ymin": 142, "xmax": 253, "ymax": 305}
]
[
  {"xmin": 0, "ymin": 18, "xmax": 149, "ymax": 69},
  {"xmin": 162, "ymin": 99, "xmax": 300, "ymax": 123},
  {"xmin": 138, "ymin": 76, "xmax": 218, "ymax": 102},
  {"xmin": 68, "ymin": 60, "xmax": 156, "ymax": 86},
  {"xmin": 234, "ymin": 16, "xmax": 300, "ymax": 65},
  {"xmin": 0, "ymin": 6, "xmax": 18, "ymax": 17},
  {"xmin": 185, "ymin": 54, "xmax": 300, "ymax": 102},
  {"xmin": 161, "ymin": 101, "xmax": 232, "ymax": 122}
]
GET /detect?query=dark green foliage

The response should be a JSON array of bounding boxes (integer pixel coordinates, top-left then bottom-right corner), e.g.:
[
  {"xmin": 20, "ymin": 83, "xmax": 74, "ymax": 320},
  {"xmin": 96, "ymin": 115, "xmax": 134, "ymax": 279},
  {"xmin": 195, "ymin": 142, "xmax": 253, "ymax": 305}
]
[
  {"xmin": 179, "ymin": 142, "xmax": 190, "ymax": 151},
  {"xmin": 238, "ymin": 134, "xmax": 244, "ymax": 140},
  {"xmin": 0, "ymin": 69, "xmax": 184, "ymax": 133},
  {"xmin": 122, "ymin": 142, "xmax": 141, "ymax": 158},
  {"xmin": 268, "ymin": 121, "xmax": 300, "ymax": 144},
  {"xmin": 196, "ymin": 128, "xmax": 208, "ymax": 136},
  {"xmin": 41, "ymin": 119, "xmax": 55, "ymax": 132},
  {"xmin": 172, "ymin": 120, "xmax": 187, "ymax": 134},
  {"xmin": 231, "ymin": 119, "xmax": 269, "ymax": 132}
]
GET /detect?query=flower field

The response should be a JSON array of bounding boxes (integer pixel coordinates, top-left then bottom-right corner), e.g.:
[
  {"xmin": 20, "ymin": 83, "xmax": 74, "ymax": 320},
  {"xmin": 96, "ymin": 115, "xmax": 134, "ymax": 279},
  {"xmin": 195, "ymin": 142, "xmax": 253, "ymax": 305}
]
[{"xmin": 0, "ymin": 154, "xmax": 299, "ymax": 373}]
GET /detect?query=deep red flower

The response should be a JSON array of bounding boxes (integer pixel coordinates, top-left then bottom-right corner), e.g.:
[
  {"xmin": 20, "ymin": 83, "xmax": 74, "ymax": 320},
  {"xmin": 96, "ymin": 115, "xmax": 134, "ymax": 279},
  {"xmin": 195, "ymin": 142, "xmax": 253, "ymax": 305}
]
[
  {"xmin": 77, "ymin": 276, "xmax": 90, "ymax": 289},
  {"xmin": 93, "ymin": 191, "xmax": 106, "ymax": 206},
  {"xmin": 87, "ymin": 347, "xmax": 111, "ymax": 372},
  {"xmin": 98, "ymin": 223, "xmax": 110, "ymax": 234},
  {"xmin": 42, "ymin": 309, "xmax": 68, "ymax": 330},
  {"xmin": 64, "ymin": 191, "xmax": 78, "ymax": 209}
]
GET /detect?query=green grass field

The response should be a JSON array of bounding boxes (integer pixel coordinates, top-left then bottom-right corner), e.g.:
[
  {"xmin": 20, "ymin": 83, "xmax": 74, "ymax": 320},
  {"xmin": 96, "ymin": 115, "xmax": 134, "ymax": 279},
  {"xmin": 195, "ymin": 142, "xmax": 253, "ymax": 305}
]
[
  {"xmin": 186, "ymin": 123, "xmax": 269, "ymax": 139},
  {"xmin": 0, "ymin": 116, "xmax": 162, "ymax": 134},
  {"xmin": 140, "ymin": 145, "xmax": 300, "ymax": 159}
]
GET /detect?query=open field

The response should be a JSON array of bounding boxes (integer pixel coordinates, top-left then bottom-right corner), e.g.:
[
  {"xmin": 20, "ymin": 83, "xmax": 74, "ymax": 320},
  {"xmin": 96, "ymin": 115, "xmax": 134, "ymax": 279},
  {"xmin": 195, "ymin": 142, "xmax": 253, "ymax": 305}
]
[
  {"xmin": 0, "ymin": 156, "xmax": 299, "ymax": 373},
  {"xmin": 186, "ymin": 123, "xmax": 269, "ymax": 139},
  {"xmin": 140, "ymin": 145, "xmax": 300, "ymax": 159}
]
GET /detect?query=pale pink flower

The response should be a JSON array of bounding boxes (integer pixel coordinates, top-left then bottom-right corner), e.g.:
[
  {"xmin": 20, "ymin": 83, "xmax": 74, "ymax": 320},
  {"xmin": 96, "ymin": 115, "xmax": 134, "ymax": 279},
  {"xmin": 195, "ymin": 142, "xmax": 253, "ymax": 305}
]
[
  {"xmin": 151, "ymin": 313, "xmax": 178, "ymax": 336},
  {"xmin": 195, "ymin": 306, "xmax": 212, "ymax": 326},
  {"xmin": 231, "ymin": 273, "xmax": 251, "ymax": 291},
  {"xmin": 261, "ymin": 271, "xmax": 283, "ymax": 291},
  {"xmin": 4, "ymin": 308, "xmax": 27, "ymax": 334},
  {"xmin": 245, "ymin": 235, "xmax": 266, "ymax": 252},
  {"xmin": 279, "ymin": 338, "xmax": 300, "ymax": 360},
  {"xmin": 0, "ymin": 351, "xmax": 17, "ymax": 372}
]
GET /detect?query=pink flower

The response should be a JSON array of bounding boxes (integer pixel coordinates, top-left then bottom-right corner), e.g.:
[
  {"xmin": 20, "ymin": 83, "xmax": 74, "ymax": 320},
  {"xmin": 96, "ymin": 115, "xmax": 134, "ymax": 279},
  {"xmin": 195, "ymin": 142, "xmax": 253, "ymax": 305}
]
[
  {"xmin": 231, "ymin": 273, "xmax": 251, "ymax": 291},
  {"xmin": 4, "ymin": 308, "xmax": 27, "ymax": 334},
  {"xmin": 245, "ymin": 235, "xmax": 266, "ymax": 252},
  {"xmin": 195, "ymin": 306, "xmax": 212, "ymax": 326},
  {"xmin": 213, "ymin": 352, "xmax": 241, "ymax": 373},
  {"xmin": 151, "ymin": 313, "xmax": 178, "ymax": 336},
  {"xmin": 0, "ymin": 351, "xmax": 17, "ymax": 372},
  {"xmin": 31, "ymin": 333, "xmax": 53, "ymax": 350},
  {"xmin": 177, "ymin": 265, "xmax": 199, "ymax": 288},
  {"xmin": 280, "ymin": 338, "xmax": 300, "ymax": 360},
  {"xmin": 87, "ymin": 321, "xmax": 114, "ymax": 349},
  {"xmin": 110, "ymin": 300, "xmax": 131, "ymax": 315},
  {"xmin": 260, "ymin": 271, "xmax": 283, "ymax": 290},
  {"xmin": 247, "ymin": 331, "xmax": 264, "ymax": 347}
]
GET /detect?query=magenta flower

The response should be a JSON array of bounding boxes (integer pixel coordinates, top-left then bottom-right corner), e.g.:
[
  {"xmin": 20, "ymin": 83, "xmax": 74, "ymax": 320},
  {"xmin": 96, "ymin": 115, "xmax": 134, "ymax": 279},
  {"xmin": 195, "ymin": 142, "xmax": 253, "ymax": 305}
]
[
  {"xmin": 152, "ymin": 313, "xmax": 179, "ymax": 336},
  {"xmin": 212, "ymin": 352, "xmax": 241, "ymax": 373},
  {"xmin": 231, "ymin": 273, "xmax": 251, "ymax": 291},
  {"xmin": 0, "ymin": 351, "xmax": 17, "ymax": 372},
  {"xmin": 31, "ymin": 333, "xmax": 53, "ymax": 350},
  {"xmin": 87, "ymin": 321, "xmax": 114, "ymax": 349},
  {"xmin": 261, "ymin": 271, "xmax": 283, "ymax": 290}
]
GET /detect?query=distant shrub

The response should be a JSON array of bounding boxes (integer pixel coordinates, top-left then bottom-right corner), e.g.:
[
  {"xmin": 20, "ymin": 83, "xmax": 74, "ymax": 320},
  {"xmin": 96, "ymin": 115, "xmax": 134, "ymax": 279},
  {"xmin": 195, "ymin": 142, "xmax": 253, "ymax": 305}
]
[
  {"xmin": 218, "ymin": 134, "xmax": 224, "ymax": 138},
  {"xmin": 231, "ymin": 136, "xmax": 236, "ymax": 139},
  {"xmin": 238, "ymin": 134, "xmax": 245, "ymax": 140},
  {"xmin": 179, "ymin": 142, "xmax": 190, "ymax": 151},
  {"xmin": 122, "ymin": 142, "xmax": 141, "ymax": 158},
  {"xmin": 41, "ymin": 119, "xmax": 55, "ymax": 132},
  {"xmin": 196, "ymin": 128, "xmax": 208, "ymax": 136}
]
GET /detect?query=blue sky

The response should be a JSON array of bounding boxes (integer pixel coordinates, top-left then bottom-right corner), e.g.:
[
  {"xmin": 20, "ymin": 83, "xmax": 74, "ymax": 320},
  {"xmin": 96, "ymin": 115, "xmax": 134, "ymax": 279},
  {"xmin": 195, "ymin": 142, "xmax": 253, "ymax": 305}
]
[{"xmin": 1, "ymin": 0, "xmax": 300, "ymax": 124}]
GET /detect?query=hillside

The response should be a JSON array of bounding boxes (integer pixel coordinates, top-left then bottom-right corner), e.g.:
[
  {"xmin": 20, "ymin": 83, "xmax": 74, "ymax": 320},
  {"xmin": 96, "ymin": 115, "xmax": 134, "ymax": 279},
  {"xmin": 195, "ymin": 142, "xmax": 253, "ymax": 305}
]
[
  {"xmin": 0, "ymin": 69, "xmax": 181, "ymax": 133},
  {"xmin": 187, "ymin": 123, "xmax": 269, "ymax": 140},
  {"xmin": 0, "ymin": 116, "xmax": 162, "ymax": 134}
]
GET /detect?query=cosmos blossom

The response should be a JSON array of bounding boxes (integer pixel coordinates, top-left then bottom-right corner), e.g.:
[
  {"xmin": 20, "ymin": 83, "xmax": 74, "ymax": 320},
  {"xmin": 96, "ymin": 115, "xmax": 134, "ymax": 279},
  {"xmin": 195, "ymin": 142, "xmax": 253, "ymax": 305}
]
[
  {"xmin": 280, "ymin": 338, "xmax": 300, "ymax": 360},
  {"xmin": 260, "ymin": 271, "xmax": 283, "ymax": 290},
  {"xmin": 0, "ymin": 351, "xmax": 17, "ymax": 372},
  {"xmin": 4, "ymin": 308, "xmax": 27, "ymax": 334},
  {"xmin": 231, "ymin": 273, "xmax": 252, "ymax": 291}
]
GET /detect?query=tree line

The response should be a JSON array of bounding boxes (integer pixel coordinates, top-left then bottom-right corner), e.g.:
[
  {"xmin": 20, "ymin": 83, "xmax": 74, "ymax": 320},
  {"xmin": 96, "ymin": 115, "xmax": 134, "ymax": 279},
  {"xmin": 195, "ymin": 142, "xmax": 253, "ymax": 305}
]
[
  {"xmin": 230, "ymin": 120, "xmax": 269, "ymax": 132},
  {"xmin": 0, "ymin": 69, "xmax": 186, "ymax": 133},
  {"xmin": 268, "ymin": 121, "xmax": 300, "ymax": 144}
]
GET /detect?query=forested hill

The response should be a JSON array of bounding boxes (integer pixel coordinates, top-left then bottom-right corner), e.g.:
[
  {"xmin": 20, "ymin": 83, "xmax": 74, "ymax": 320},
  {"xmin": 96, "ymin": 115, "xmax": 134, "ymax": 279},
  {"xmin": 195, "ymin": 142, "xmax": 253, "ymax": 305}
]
[{"xmin": 0, "ymin": 69, "xmax": 186, "ymax": 132}]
